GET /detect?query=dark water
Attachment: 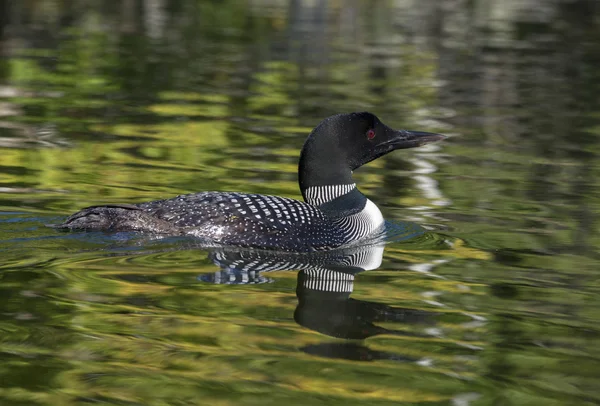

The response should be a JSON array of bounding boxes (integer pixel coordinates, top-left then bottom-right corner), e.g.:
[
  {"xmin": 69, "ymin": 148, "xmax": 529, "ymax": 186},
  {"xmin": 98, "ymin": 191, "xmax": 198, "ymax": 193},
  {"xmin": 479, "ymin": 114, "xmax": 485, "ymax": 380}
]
[{"xmin": 1, "ymin": 1, "xmax": 600, "ymax": 405}]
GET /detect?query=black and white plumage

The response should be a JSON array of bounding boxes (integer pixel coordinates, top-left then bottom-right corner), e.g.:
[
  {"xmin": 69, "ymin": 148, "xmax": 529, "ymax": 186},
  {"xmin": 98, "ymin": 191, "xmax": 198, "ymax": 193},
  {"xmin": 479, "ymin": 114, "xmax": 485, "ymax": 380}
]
[
  {"xmin": 202, "ymin": 242, "xmax": 384, "ymax": 285},
  {"xmin": 199, "ymin": 244, "xmax": 435, "ymax": 341},
  {"xmin": 54, "ymin": 112, "xmax": 444, "ymax": 252}
]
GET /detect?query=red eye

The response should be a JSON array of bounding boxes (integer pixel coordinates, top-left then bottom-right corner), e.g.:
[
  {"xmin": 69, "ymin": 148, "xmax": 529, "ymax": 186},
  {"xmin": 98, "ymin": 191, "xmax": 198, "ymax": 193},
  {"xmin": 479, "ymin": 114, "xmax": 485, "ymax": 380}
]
[{"xmin": 367, "ymin": 129, "xmax": 375, "ymax": 140}]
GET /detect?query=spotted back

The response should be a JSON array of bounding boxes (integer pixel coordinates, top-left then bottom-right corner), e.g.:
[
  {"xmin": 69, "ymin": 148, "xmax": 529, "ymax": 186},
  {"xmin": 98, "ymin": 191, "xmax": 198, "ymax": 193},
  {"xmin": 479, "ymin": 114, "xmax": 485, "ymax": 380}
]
[{"xmin": 138, "ymin": 192, "xmax": 348, "ymax": 251}]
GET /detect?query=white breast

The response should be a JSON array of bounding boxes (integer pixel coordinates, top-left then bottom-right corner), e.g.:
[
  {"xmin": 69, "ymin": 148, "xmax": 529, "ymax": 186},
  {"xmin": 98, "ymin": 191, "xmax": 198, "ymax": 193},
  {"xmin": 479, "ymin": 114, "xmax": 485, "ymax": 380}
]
[
  {"xmin": 362, "ymin": 199, "xmax": 385, "ymax": 232},
  {"xmin": 333, "ymin": 198, "xmax": 385, "ymax": 240}
]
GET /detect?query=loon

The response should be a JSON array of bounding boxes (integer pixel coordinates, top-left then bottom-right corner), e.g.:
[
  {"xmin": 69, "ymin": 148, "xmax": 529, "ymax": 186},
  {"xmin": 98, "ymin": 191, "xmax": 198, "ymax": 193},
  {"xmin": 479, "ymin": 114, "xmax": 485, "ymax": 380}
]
[{"xmin": 54, "ymin": 112, "xmax": 444, "ymax": 251}]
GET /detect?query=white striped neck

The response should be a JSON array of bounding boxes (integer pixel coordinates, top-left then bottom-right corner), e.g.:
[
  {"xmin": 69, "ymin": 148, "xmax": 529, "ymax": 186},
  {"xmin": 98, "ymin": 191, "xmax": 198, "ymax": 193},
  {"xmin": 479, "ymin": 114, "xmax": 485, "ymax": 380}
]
[{"xmin": 303, "ymin": 183, "xmax": 357, "ymax": 207}]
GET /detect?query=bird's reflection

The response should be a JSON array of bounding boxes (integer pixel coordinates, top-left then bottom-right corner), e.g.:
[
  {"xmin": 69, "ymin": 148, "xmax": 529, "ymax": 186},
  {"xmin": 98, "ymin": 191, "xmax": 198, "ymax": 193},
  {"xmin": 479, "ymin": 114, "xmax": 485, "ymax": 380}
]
[{"xmin": 200, "ymin": 243, "xmax": 437, "ymax": 362}]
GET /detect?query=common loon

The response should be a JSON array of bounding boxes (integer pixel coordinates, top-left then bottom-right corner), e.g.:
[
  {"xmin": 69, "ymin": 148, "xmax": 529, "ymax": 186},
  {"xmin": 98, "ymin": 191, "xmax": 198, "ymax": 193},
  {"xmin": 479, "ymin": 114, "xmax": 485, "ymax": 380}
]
[{"xmin": 55, "ymin": 112, "xmax": 444, "ymax": 251}]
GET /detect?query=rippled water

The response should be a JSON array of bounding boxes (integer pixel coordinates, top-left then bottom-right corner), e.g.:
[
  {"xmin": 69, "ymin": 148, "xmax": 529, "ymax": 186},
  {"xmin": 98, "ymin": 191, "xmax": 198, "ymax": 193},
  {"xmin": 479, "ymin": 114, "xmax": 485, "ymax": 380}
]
[{"xmin": 1, "ymin": 1, "xmax": 600, "ymax": 405}]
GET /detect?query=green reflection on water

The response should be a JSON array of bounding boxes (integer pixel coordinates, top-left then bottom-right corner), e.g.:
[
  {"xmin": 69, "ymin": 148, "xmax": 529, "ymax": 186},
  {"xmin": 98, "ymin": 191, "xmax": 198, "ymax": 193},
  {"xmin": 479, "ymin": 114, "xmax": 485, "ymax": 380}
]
[{"xmin": 1, "ymin": 1, "xmax": 600, "ymax": 405}]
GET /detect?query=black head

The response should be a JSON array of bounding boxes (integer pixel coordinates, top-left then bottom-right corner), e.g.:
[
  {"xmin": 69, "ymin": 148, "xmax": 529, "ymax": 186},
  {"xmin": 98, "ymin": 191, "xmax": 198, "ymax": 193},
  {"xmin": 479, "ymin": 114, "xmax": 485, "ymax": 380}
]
[{"xmin": 299, "ymin": 112, "xmax": 444, "ymax": 189}]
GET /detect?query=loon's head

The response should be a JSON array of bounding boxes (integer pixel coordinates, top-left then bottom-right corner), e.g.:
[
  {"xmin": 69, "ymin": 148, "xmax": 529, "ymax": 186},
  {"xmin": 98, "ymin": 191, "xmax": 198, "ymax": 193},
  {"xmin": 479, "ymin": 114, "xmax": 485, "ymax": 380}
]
[{"xmin": 299, "ymin": 112, "xmax": 445, "ymax": 189}]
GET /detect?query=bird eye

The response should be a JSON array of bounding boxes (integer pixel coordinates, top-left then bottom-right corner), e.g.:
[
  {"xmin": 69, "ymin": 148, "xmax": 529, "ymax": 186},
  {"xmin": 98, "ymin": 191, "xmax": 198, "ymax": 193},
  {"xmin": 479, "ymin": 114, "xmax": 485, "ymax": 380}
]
[{"xmin": 367, "ymin": 129, "xmax": 376, "ymax": 140}]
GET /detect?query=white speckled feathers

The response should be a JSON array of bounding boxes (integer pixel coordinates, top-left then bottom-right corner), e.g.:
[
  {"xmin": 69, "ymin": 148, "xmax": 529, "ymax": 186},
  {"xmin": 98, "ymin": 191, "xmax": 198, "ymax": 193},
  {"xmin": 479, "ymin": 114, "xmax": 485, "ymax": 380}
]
[{"xmin": 137, "ymin": 192, "xmax": 348, "ymax": 251}]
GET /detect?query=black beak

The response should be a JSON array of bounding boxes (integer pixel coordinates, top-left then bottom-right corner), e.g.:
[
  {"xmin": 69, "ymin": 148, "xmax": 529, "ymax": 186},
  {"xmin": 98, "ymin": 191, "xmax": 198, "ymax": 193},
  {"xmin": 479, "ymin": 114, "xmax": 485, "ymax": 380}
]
[
  {"xmin": 357, "ymin": 127, "xmax": 446, "ymax": 169},
  {"xmin": 385, "ymin": 129, "xmax": 446, "ymax": 150}
]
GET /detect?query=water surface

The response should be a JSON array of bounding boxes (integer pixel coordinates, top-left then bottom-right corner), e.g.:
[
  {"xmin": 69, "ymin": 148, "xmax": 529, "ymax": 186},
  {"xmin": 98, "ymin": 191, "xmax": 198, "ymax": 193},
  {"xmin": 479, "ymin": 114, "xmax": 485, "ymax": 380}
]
[{"xmin": 1, "ymin": 1, "xmax": 599, "ymax": 405}]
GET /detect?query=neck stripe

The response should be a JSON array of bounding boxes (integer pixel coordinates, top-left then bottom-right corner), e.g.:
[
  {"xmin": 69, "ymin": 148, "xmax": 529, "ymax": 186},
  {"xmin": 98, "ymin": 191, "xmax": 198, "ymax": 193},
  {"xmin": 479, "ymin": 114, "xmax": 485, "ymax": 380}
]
[
  {"xmin": 304, "ymin": 183, "xmax": 356, "ymax": 206},
  {"xmin": 302, "ymin": 268, "xmax": 355, "ymax": 292}
]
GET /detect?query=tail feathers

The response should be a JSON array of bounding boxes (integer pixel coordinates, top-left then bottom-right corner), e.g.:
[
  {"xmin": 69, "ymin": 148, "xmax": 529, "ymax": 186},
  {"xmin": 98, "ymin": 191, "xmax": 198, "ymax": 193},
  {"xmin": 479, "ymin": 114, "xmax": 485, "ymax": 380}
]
[{"xmin": 51, "ymin": 204, "xmax": 182, "ymax": 234}]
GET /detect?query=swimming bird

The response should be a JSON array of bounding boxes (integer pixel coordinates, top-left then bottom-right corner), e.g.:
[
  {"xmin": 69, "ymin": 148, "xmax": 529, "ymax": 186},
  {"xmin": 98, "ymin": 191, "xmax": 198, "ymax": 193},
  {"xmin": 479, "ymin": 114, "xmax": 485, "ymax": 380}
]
[{"xmin": 54, "ymin": 112, "xmax": 444, "ymax": 251}]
